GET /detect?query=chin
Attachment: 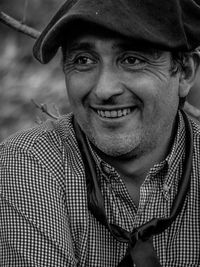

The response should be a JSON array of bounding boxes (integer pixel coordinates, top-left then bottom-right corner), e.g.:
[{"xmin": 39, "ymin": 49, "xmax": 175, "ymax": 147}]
[
  {"xmin": 77, "ymin": 118, "xmax": 142, "ymax": 157},
  {"xmin": 92, "ymin": 134, "xmax": 141, "ymax": 158},
  {"xmin": 97, "ymin": 144, "xmax": 138, "ymax": 158}
]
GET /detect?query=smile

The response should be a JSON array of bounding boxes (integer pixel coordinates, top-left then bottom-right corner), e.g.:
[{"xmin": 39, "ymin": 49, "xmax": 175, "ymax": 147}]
[{"xmin": 96, "ymin": 108, "xmax": 132, "ymax": 118}]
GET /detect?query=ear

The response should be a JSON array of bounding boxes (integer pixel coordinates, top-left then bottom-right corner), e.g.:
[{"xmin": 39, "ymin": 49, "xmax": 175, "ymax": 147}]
[{"xmin": 178, "ymin": 53, "xmax": 200, "ymax": 98}]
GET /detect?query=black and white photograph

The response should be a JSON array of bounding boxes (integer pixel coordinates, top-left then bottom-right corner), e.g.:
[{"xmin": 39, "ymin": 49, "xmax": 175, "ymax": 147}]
[{"xmin": 1, "ymin": 0, "xmax": 200, "ymax": 266}]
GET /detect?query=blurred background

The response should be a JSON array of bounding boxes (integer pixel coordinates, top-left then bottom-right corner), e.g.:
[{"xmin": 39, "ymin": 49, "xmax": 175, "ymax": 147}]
[
  {"xmin": 0, "ymin": 0, "xmax": 71, "ymax": 141},
  {"xmin": 1, "ymin": 0, "xmax": 200, "ymax": 142}
]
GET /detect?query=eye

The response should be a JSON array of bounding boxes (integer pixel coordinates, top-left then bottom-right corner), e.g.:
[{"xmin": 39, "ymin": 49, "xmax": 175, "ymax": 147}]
[
  {"xmin": 120, "ymin": 54, "xmax": 147, "ymax": 70},
  {"xmin": 122, "ymin": 56, "xmax": 141, "ymax": 65},
  {"xmin": 63, "ymin": 52, "xmax": 98, "ymax": 73},
  {"xmin": 75, "ymin": 56, "xmax": 96, "ymax": 65}
]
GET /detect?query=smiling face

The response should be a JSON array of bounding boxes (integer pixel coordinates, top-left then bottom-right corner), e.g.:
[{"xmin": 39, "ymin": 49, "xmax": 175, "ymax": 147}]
[{"xmin": 63, "ymin": 30, "xmax": 183, "ymax": 158}]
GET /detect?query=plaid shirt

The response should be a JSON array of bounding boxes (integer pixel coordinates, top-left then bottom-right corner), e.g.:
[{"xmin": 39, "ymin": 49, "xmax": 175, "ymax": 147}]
[{"xmin": 0, "ymin": 111, "xmax": 200, "ymax": 266}]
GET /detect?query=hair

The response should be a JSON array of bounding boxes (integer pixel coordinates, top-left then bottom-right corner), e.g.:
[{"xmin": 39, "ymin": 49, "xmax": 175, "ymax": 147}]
[{"xmin": 170, "ymin": 48, "xmax": 200, "ymax": 108}]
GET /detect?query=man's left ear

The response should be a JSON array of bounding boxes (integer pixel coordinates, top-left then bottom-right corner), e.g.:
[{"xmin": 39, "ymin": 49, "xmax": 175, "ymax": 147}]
[{"xmin": 179, "ymin": 53, "xmax": 200, "ymax": 98}]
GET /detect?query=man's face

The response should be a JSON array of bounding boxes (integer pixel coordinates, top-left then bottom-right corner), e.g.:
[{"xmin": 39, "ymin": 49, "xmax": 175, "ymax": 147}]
[{"xmin": 63, "ymin": 31, "xmax": 181, "ymax": 158}]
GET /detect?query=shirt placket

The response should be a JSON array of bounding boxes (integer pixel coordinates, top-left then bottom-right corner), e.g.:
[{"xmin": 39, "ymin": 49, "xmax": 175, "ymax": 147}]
[
  {"xmin": 134, "ymin": 165, "xmax": 170, "ymax": 227},
  {"xmin": 100, "ymin": 162, "xmax": 137, "ymax": 230}
]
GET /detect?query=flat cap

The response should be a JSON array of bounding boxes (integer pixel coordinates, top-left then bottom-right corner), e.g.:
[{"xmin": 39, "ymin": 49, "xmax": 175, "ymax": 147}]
[{"xmin": 33, "ymin": 0, "xmax": 200, "ymax": 64}]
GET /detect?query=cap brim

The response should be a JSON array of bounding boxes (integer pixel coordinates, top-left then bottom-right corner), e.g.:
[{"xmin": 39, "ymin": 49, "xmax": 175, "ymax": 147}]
[
  {"xmin": 33, "ymin": 13, "xmax": 146, "ymax": 64},
  {"xmin": 33, "ymin": 0, "xmax": 200, "ymax": 64}
]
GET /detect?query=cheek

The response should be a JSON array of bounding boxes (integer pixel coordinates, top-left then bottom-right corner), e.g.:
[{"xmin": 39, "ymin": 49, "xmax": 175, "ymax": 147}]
[
  {"xmin": 127, "ymin": 72, "xmax": 179, "ymax": 117},
  {"xmin": 124, "ymin": 73, "xmax": 161, "ymax": 106},
  {"xmin": 155, "ymin": 77, "xmax": 180, "ymax": 109},
  {"xmin": 65, "ymin": 72, "xmax": 96, "ymax": 105}
]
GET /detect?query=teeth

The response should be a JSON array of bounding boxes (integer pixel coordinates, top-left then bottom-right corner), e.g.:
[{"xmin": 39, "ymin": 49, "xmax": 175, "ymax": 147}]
[
  {"xmin": 122, "ymin": 109, "xmax": 127, "ymax": 116},
  {"xmin": 111, "ymin": 111, "xmax": 117, "ymax": 117},
  {"xmin": 105, "ymin": 111, "xmax": 110, "ymax": 117},
  {"xmin": 100, "ymin": 111, "xmax": 104, "ymax": 117},
  {"xmin": 118, "ymin": 110, "xmax": 123, "ymax": 117},
  {"xmin": 97, "ymin": 108, "xmax": 132, "ymax": 118}
]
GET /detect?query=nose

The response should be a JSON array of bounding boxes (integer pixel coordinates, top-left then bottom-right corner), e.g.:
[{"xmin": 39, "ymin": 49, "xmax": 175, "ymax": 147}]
[{"xmin": 94, "ymin": 67, "xmax": 124, "ymax": 101}]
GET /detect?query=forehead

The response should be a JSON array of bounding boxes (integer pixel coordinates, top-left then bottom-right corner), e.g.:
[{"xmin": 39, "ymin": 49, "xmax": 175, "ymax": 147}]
[
  {"xmin": 65, "ymin": 30, "xmax": 162, "ymax": 58},
  {"xmin": 67, "ymin": 33, "xmax": 132, "ymax": 51}
]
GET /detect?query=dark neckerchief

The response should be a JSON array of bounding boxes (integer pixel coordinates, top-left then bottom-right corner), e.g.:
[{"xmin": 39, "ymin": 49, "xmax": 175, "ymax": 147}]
[{"xmin": 73, "ymin": 111, "xmax": 193, "ymax": 266}]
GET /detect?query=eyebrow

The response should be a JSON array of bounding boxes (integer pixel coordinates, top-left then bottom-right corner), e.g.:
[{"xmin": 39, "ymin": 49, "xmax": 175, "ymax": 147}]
[
  {"xmin": 66, "ymin": 40, "xmax": 162, "ymax": 59},
  {"xmin": 112, "ymin": 42, "xmax": 139, "ymax": 51},
  {"xmin": 113, "ymin": 42, "xmax": 162, "ymax": 57},
  {"xmin": 66, "ymin": 42, "xmax": 95, "ymax": 52}
]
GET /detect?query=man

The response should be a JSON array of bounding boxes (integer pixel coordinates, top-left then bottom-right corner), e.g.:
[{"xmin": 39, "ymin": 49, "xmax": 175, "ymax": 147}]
[{"xmin": 1, "ymin": 0, "xmax": 200, "ymax": 266}]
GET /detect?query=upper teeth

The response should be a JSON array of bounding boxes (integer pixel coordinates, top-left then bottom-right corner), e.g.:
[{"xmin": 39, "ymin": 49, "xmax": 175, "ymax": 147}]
[{"xmin": 97, "ymin": 108, "xmax": 131, "ymax": 118}]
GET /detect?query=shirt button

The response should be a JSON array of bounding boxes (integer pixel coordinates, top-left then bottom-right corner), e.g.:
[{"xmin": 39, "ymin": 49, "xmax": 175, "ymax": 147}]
[{"xmin": 163, "ymin": 184, "xmax": 170, "ymax": 192}]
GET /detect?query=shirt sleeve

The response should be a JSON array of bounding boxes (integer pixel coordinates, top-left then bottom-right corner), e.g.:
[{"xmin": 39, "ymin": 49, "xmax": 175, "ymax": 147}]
[{"xmin": 0, "ymin": 142, "xmax": 77, "ymax": 266}]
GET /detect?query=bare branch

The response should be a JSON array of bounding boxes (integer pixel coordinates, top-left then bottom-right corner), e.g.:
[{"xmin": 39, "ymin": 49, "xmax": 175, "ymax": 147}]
[
  {"xmin": 35, "ymin": 116, "xmax": 44, "ymax": 125},
  {"xmin": 0, "ymin": 11, "xmax": 40, "ymax": 39},
  {"xmin": 31, "ymin": 99, "xmax": 59, "ymax": 120},
  {"xmin": 53, "ymin": 104, "xmax": 61, "ymax": 117}
]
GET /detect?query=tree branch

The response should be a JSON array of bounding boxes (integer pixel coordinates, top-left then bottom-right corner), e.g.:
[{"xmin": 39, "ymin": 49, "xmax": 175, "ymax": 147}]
[
  {"xmin": 0, "ymin": 11, "xmax": 40, "ymax": 39},
  {"xmin": 31, "ymin": 99, "xmax": 59, "ymax": 120}
]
